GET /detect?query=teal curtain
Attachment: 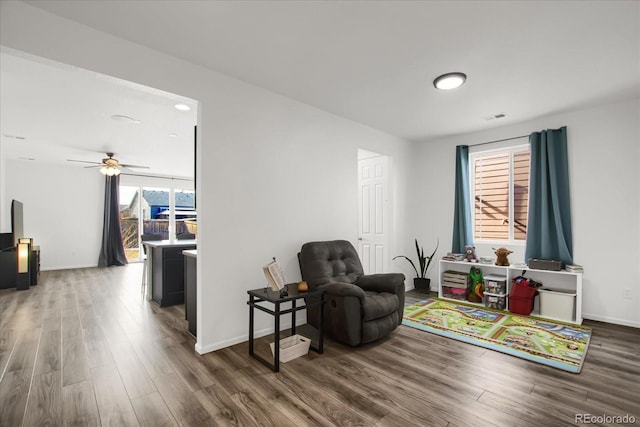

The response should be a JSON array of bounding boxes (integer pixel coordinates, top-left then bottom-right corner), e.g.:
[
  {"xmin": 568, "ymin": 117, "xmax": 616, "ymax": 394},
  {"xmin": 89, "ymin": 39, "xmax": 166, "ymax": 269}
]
[
  {"xmin": 452, "ymin": 145, "xmax": 472, "ymax": 253},
  {"xmin": 525, "ymin": 126, "xmax": 573, "ymax": 265}
]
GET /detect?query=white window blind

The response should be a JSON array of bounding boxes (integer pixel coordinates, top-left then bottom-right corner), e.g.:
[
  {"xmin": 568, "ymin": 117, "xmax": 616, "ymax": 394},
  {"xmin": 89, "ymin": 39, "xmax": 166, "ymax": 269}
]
[{"xmin": 472, "ymin": 147, "xmax": 530, "ymax": 242}]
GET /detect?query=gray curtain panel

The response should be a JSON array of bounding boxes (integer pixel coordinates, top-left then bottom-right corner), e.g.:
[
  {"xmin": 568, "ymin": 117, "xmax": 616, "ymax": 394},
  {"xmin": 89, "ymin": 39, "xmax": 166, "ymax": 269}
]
[
  {"xmin": 525, "ymin": 126, "xmax": 573, "ymax": 265},
  {"xmin": 98, "ymin": 175, "xmax": 128, "ymax": 267}
]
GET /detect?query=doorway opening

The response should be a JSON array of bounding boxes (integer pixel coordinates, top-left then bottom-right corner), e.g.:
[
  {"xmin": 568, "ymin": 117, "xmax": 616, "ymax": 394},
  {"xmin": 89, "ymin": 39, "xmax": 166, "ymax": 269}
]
[{"xmin": 0, "ymin": 48, "xmax": 199, "ymax": 266}]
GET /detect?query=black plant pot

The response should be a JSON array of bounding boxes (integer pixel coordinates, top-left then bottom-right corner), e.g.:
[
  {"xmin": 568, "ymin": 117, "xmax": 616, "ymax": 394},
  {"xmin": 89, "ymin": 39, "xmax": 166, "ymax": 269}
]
[{"xmin": 414, "ymin": 277, "xmax": 431, "ymax": 293}]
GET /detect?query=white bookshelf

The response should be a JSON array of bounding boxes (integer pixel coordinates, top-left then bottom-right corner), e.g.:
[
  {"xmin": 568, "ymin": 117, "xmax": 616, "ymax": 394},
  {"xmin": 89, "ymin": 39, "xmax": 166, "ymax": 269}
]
[{"xmin": 438, "ymin": 260, "xmax": 583, "ymax": 324}]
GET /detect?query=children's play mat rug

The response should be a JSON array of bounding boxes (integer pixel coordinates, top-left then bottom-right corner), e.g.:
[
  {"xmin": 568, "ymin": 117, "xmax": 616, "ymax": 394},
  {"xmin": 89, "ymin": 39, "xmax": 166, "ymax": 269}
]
[{"xmin": 402, "ymin": 298, "xmax": 591, "ymax": 373}]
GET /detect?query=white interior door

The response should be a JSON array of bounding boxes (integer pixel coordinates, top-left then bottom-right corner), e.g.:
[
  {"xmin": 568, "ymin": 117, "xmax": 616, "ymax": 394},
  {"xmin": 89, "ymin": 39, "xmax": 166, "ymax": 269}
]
[{"xmin": 358, "ymin": 154, "xmax": 389, "ymax": 274}]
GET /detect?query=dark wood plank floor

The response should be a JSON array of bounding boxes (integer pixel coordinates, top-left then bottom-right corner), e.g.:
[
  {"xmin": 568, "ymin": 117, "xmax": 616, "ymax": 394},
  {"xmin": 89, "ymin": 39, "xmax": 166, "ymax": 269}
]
[{"xmin": 1, "ymin": 265, "xmax": 639, "ymax": 426}]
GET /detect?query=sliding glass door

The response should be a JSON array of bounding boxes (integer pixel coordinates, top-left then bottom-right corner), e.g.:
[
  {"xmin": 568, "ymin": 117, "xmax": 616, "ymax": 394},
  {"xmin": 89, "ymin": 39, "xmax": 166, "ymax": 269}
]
[
  {"xmin": 175, "ymin": 189, "xmax": 196, "ymax": 238},
  {"xmin": 141, "ymin": 186, "xmax": 171, "ymax": 240},
  {"xmin": 119, "ymin": 185, "xmax": 195, "ymax": 261},
  {"xmin": 119, "ymin": 186, "xmax": 142, "ymax": 261}
]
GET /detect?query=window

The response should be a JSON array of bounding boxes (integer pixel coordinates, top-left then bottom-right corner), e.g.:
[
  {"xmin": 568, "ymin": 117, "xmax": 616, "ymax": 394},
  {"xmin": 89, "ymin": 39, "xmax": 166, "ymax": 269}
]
[
  {"xmin": 175, "ymin": 189, "xmax": 197, "ymax": 238},
  {"xmin": 119, "ymin": 185, "xmax": 195, "ymax": 261},
  {"xmin": 119, "ymin": 186, "xmax": 141, "ymax": 261},
  {"xmin": 471, "ymin": 146, "xmax": 530, "ymax": 242}
]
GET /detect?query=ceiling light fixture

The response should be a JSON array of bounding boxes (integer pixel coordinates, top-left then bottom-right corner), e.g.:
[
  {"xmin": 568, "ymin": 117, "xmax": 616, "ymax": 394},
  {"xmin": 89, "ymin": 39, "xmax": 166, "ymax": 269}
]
[
  {"xmin": 99, "ymin": 155, "xmax": 121, "ymax": 176},
  {"xmin": 100, "ymin": 164, "xmax": 121, "ymax": 176},
  {"xmin": 174, "ymin": 103, "xmax": 191, "ymax": 111},
  {"xmin": 433, "ymin": 72, "xmax": 467, "ymax": 90}
]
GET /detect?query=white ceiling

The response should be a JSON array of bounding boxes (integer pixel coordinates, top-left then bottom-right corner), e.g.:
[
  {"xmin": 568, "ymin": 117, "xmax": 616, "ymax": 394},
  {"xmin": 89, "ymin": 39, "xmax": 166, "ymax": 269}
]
[
  {"xmin": 2, "ymin": 1, "xmax": 639, "ymax": 176},
  {"xmin": 0, "ymin": 50, "xmax": 198, "ymax": 178}
]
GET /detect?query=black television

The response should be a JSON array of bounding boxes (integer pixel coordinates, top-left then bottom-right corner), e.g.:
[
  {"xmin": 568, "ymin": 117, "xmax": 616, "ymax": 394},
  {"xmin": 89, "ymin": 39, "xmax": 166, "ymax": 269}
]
[{"xmin": 11, "ymin": 199, "xmax": 24, "ymax": 247}]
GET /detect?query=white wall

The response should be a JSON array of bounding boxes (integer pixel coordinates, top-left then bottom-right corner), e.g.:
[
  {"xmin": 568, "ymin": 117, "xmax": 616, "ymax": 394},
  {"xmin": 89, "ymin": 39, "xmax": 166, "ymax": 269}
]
[
  {"xmin": 4, "ymin": 159, "xmax": 104, "ymax": 269},
  {"xmin": 1, "ymin": 162, "xmax": 195, "ymax": 270},
  {"xmin": 0, "ymin": 141, "xmax": 6, "ymax": 233},
  {"xmin": 411, "ymin": 97, "xmax": 640, "ymax": 327},
  {"xmin": 0, "ymin": 2, "xmax": 413, "ymax": 352}
]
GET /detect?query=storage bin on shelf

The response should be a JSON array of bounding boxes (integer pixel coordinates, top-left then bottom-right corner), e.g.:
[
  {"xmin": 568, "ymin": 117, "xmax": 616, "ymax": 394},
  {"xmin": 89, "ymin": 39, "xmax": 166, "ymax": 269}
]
[
  {"xmin": 483, "ymin": 292, "xmax": 507, "ymax": 310},
  {"xmin": 442, "ymin": 286, "xmax": 466, "ymax": 300},
  {"xmin": 538, "ymin": 288, "xmax": 576, "ymax": 322},
  {"xmin": 270, "ymin": 334, "xmax": 311, "ymax": 363},
  {"xmin": 442, "ymin": 270, "xmax": 471, "ymax": 289},
  {"xmin": 508, "ymin": 277, "xmax": 540, "ymax": 315},
  {"xmin": 442, "ymin": 270, "xmax": 470, "ymax": 301},
  {"xmin": 483, "ymin": 274, "xmax": 507, "ymax": 294},
  {"xmin": 528, "ymin": 258, "xmax": 563, "ymax": 271}
]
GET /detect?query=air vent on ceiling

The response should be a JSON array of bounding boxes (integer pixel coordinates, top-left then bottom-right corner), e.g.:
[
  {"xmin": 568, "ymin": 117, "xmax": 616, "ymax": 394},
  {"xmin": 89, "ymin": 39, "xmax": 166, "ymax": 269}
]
[
  {"xmin": 484, "ymin": 112, "xmax": 507, "ymax": 121},
  {"xmin": 3, "ymin": 133, "xmax": 26, "ymax": 140}
]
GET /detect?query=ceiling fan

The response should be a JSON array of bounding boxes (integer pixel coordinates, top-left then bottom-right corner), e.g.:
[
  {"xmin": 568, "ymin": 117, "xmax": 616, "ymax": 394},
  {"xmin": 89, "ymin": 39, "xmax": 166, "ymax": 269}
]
[{"xmin": 67, "ymin": 152, "xmax": 150, "ymax": 176}]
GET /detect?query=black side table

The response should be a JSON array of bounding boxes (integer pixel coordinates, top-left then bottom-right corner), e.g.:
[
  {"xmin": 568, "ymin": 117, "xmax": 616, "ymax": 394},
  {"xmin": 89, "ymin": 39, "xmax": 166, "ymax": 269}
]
[{"xmin": 247, "ymin": 283, "xmax": 324, "ymax": 372}]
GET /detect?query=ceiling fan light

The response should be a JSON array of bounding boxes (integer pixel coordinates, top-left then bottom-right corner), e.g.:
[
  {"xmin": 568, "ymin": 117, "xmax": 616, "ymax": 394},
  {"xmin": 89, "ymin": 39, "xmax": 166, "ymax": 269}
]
[
  {"xmin": 100, "ymin": 165, "xmax": 120, "ymax": 176},
  {"xmin": 433, "ymin": 72, "xmax": 467, "ymax": 90}
]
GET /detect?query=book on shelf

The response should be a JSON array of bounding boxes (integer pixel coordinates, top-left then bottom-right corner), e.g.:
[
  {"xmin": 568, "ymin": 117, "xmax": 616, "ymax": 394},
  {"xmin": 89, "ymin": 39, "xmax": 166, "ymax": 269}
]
[{"xmin": 263, "ymin": 259, "xmax": 286, "ymax": 291}]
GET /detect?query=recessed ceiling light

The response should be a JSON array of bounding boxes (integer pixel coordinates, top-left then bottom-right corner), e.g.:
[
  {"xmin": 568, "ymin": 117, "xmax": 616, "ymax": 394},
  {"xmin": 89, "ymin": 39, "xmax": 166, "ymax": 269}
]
[
  {"xmin": 169, "ymin": 133, "xmax": 177, "ymax": 138},
  {"xmin": 433, "ymin": 72, "xmax": 467, "ymax": 90},
  {"xmin": 174, "ymin": 104, "xmax": 191, "ymax": 111}
]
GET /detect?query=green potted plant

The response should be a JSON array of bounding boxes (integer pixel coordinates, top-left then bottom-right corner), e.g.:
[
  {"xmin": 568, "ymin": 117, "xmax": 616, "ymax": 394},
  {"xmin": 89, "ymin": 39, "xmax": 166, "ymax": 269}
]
[{"xmin": 393, "ymin": 239, "xmax": 439, "ymax": 293}]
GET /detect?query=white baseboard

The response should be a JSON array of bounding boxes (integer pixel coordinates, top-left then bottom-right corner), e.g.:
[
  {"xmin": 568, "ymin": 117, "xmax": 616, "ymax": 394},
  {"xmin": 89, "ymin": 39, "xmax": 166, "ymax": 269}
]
[
  {"xmin": 582, "ymin": 313, "xmax": 640, "ymax": 328},
  {"xmin": 195, "ymin": 318, "xmax": 306, "ymax": 355},
  {"xmin": 41, "ymin": 264, "xmax": 98, "ymax": 271}
]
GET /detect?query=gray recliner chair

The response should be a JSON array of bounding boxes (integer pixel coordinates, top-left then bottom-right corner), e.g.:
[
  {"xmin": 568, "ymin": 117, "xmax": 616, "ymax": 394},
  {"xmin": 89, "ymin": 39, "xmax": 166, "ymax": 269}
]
[{"xmin": 298, "ymin": 240, "xmax": 405, "ymax": 346}]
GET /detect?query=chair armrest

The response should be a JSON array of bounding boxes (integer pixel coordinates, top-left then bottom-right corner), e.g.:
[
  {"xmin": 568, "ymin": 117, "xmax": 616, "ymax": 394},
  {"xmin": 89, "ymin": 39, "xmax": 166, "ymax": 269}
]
[
  {"xmin": 356, "ymin": 273, "xmax": 406, "ymax": 327},
  {"xmin": 355, "ymin": 273, "xmax": 405, "ymax": 295},
  {"xmin": 317, "ymin": 282, "xmax": 366, "ymax": 301}
]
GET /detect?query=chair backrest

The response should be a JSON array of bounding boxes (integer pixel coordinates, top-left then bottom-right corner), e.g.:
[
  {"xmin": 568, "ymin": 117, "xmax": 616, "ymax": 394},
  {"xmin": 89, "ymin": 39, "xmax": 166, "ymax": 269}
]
[
  {"xmin": 298, "ymin": 240, "xmax": 364, "ymax": 290},
  {"xmin": 141, "ymin": 233, "xmax": 163, "ymax": 255},
  {"xmin": 176, "ymin": 233, "xmax": 196, "ymax": 240}
]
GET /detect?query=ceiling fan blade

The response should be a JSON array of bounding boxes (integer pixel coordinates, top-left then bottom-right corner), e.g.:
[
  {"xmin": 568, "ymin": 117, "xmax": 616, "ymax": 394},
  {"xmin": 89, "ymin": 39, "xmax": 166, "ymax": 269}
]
[
  {"xmin": 120, "ymin": 164, "xmax": 150, "ymax": 169},
  {"xmin": 83, "ymin": 165, "xmax": 102, "ymax": 169},
  {"xmin": 67, "ymin": 159, "xmax": 102, "ymax": 165}
]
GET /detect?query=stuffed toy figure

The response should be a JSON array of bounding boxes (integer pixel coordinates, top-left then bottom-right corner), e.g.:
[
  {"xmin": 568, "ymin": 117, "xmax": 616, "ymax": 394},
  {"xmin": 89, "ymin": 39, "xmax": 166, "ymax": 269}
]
[
  {"xmin": 463, "ymin": 246, "xmax": 479, "ymax": 263},
  {"xmin": 467, "ymin": 266, "xmax": 484, "ymax": 303},
  {"xmin": 494, "ymin": 247, "xmax": 513, "ymax": 266}
]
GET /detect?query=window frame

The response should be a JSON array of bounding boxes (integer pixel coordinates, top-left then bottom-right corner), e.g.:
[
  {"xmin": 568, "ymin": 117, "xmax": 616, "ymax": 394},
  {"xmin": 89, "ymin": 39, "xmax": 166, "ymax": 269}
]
[
  {"xmin": 119, "ymin": 183, "xmax": 195, "ymax": 262},
  {"xmin": 469, "ymin": 143, "xmax": 530, "ymax": 245}
]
